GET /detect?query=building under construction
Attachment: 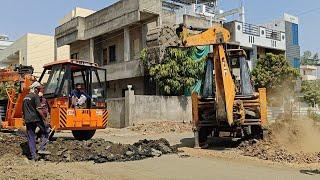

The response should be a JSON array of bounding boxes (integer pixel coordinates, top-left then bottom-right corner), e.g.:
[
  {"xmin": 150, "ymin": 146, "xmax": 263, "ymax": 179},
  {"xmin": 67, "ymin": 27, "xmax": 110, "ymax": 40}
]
[{"xmin": 54, "ymin": 0, "xmax": 299, "ymax": 98}]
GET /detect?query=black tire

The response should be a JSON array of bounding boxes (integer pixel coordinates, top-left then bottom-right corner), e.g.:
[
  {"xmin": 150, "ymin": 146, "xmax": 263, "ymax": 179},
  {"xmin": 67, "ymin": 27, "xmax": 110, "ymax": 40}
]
[
  {"xmin": 72, "ymin": 130, "xmax": 96, "ymax": 141},
  {"xmin": 251, "ymin": 125, "xmax": 263, "ymax": 140},
  {"xmin": 243, "ymin": 126, "xmax": 251, "ymax": 137},
  {"xmin": 213, "ymin": 130, "xmax": 220, "ymax": 137},
  {"xmin": 0, "ymin": 114, "xmax": 2, "ymax": 131}
]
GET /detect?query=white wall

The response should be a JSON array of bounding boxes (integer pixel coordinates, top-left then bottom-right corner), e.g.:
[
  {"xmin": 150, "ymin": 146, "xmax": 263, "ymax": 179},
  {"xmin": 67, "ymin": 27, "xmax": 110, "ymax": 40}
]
[{"xmin": 234, "ymin": 21, "xmax": 286, "ymax": 50}]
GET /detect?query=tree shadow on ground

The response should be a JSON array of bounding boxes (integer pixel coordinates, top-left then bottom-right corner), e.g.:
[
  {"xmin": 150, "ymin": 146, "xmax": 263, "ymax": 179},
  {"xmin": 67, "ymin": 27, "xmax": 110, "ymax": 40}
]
[{"xmin": 300, "ymin": 169, "xmax": 320, "ymax": 175}]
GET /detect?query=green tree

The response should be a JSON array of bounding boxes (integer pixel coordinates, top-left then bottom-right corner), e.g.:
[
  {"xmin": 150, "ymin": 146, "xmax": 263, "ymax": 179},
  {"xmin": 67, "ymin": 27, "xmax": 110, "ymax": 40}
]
[
  {"xmin": 251, "ymin": 53, "xmax": 300, "ymax": 91},
  {"xmin": 301, "ymin": 50, "xmax": 319, "ymax": 65},
  {"xmin": 301, "ymin": 80, "xmax": 320, "ymax": 107},
  {"xmin": 141, "ymin": 48, "xmax": 205, "ymax": 95}
]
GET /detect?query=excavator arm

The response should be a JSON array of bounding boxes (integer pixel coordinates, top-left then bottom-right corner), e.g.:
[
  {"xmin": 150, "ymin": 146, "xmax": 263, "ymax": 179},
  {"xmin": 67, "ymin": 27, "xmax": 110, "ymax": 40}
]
[
  {"xmin": 180, "ymin": 25, "xmax": 235, "ymax": 125},
  {"xmin": 179, "ymin": 25, "xmax": 231, "ymax": 47}
]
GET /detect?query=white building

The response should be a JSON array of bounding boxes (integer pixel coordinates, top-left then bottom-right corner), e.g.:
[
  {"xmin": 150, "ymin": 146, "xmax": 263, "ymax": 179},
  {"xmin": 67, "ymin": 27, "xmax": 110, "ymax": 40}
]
[
  {"xmin": 262, "ymin": 13, "xmax": 301, "ymax": 69},
  {"xmin": 0, "ymin": 34, "xmax": 13, "ymax": 52},
  {"xmin": 0, "ymin": 33, "xmax": 69, "ymax": 76}
]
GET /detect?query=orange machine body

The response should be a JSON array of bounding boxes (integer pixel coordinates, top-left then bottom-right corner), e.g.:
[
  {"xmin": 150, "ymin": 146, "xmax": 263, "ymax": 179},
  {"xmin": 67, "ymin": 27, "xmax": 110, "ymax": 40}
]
[
  {"xmin": 1, "ymin": 61, "xmax": 109, "ymax": 140},
  {"xmin": 1, "ymin": 67, "xmax": 35, "ymax": 130},
  {"xmin": 39, "ymin": 60, "xmax": 109, "ymax": 138},
  {"xmin": 48, "ymin": 97, "xmax": 108, "ymax": 131}
]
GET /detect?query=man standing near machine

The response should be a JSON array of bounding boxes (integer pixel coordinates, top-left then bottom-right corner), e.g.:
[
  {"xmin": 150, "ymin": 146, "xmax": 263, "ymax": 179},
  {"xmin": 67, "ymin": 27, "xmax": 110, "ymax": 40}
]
[{"xmin": 22, "ymin": 81, "xmax": 49, "ymax": 160}]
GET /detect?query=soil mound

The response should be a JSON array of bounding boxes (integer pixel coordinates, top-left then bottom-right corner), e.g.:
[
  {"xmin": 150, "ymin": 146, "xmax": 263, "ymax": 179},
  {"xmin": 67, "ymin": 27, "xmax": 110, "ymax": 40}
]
[
  {"xmin": 239, "ymin": 119, "xmax": 320, "ymax": 164},
  {"xmin": 0, "ymin": 133, "xmax": 177, "ymax": 163}
]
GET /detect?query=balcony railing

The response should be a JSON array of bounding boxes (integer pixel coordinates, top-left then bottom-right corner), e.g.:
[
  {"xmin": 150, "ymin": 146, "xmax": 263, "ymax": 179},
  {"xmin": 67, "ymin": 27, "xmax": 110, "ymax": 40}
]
[
  {"xmin": 241, "ymin": 22, "xmax": 283, "ymax": 41},
  {"xmin": 242, "ymin": 23, "xmax": 260, "ymax": 36},
  {"xmin": 265, "ymin": 29, "xmax": 281, "ymax": 41}
]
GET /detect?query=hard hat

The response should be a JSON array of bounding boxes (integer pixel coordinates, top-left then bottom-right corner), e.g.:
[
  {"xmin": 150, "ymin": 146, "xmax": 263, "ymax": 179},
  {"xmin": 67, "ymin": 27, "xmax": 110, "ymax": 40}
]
[{"xmin": 29, "ymin": 81, "xmax": 42, "ymax": 90}]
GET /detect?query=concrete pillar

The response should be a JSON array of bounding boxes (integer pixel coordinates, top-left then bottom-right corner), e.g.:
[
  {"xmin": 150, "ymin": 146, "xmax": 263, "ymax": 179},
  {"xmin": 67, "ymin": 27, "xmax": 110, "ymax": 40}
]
[
  {"xmin": 89, "ymin": 38, "xmax": 94, "ymax": 63},
  {"xmin": 54, "ymin": 38, "xmax": 57, "ymax": 61},
  {"xmin": 141, "ymin": 24, "xmax": 148, "ymax": 49},
  {"xmin": 125, "ymin": 85, "xmax": 135, "ymax": 127},
  {"xmin": 251, "ymin": 45, "xmax": 258, "ymax": 69},
  {"xmin": 124, "ymin": 27, "xmax": 130, "ymax": 62},
  {"xmin": 156, "ymin": 16, "xmax": 162, "ymax": 27}
]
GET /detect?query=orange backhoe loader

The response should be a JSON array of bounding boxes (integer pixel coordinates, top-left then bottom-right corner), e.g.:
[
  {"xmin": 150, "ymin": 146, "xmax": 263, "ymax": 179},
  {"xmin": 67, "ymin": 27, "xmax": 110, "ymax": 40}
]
[
  {"xmin": 1, "ymin": 60, "xmax": 109, "ymax": 140},
  {"xmin": 177, "ymin": 25, "xmax": 267, "ymax": 147},
  {"xmin": 146, "ymin": 24, "xmax": 267, "ymax": 147}
]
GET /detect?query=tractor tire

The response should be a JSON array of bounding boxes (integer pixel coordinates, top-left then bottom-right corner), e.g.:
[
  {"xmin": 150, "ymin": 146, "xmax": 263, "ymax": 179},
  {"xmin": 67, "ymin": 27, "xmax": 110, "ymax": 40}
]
[
  {"xmin": 243, "ymin": 126, "xmax": 251, "ymax": 138},
  {"xmin": 0, "ymin": 114, "xmax": 2, "ymax": 131},
  {"xmin": 213, "ymin": 129, "xmax": 220, "ymax": 137},
  {"xmin": 72, "ymin": 130, "xmax": 96, "ymax": 141},
  {"xmin": 251, "ymin": 125, "xmax": 263, "ymax": 140}
]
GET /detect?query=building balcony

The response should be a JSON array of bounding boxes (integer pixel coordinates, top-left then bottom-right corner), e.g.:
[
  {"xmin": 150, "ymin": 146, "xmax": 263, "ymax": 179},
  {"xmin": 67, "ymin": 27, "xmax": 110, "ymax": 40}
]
[
  {"xmin": 103, "ymin": 59, "xmax": 143, "ymax": 81},
  {"xmin": 300, "ymin": 65, "xmax": 317, "ymax": 70},
  {"xmin": 224, "ymin": 21, "xmax": 286, "ymax": 50},
  {"xmin": 55, "ymin": 0, "xmax": 161, "ymax": 47},
  {"xmin": 302, "ymin": 75, "xmax": 317, "ymax": 81}
]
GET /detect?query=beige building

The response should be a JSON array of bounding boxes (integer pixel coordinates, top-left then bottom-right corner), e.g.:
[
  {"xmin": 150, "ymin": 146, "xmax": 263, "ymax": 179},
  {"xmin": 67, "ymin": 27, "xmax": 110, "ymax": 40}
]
[
  {"xmin": 300, "ymin": 65, "xmax": 318, "ymax": 81},
  {"xmin": 0, "ymin": 33, "xmax": 69, "ymax": 76}
]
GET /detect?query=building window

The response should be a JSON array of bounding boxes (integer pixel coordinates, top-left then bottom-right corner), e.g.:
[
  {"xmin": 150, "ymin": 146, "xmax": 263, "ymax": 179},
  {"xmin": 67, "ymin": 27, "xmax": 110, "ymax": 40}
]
[
  {"xmin": 103, "ymin": 48, "xmax": 108, "ymax": 65},
  {"xmin": 292, "ymin": 23, "xmax": 299, "ymax": 45},
  {"xmin": 293, "ymin": 58, "xmax": 300, "ymax": 69},
  {"xmin": 71, "ymin": 53, "xmax": 79, "ymax": 60},
  {"xmin": 109, "ymin": 45, "xmax": 116, "ymax": 63},
  {"xmin": 261, "ymin": 30, "xmax": 264, "ymax": 35}
]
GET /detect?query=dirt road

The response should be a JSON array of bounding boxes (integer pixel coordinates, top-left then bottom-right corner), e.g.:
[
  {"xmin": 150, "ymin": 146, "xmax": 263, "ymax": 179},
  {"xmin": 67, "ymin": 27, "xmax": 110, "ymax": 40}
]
[
  {"xmin": 0, "ymin": 122, "xmax": 319, "ymax": 180},
  {"xmin": 1, "ymin": 153, "xmax": 318, "ymax": 180}
]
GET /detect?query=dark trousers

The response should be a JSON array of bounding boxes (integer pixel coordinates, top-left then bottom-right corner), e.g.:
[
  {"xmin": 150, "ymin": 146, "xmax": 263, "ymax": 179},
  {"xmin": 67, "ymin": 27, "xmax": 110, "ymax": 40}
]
[{"xmin": 26, "ymin": 121, "xmax": 48, "ymax": 159}]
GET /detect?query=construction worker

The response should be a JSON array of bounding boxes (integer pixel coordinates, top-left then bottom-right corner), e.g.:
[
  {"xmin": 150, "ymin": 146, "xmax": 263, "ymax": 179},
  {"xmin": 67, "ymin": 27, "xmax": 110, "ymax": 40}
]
[
  {"xmin": 22, "ymin": 81, "xmax": 49, "ymax": 160},
  {"xmin": 38, "ymin": 86, "xmax": 51, "ymax": 135},
  {"xmin": 70, "ymin": 83, "xmax": 91, "ymax": 108}
]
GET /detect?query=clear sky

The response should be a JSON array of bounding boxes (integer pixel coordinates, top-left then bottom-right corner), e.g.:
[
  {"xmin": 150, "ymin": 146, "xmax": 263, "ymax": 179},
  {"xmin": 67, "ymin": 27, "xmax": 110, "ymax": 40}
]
[{"xmin": 1, "ymin": 0, "xmax": 319, "ymax": 53}]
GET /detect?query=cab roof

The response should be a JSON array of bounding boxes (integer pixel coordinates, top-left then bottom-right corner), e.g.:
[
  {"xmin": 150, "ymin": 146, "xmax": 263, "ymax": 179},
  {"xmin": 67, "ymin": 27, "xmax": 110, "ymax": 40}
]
[{"xmin": 43, "ymin": 59, "xmax": 104, "ymax": 70}]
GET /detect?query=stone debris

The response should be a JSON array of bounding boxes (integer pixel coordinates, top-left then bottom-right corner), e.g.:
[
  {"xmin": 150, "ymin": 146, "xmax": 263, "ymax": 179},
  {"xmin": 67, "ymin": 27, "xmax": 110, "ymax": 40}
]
[
  {"xmin": 0, "ymin": 132, "xmax": 177, "ymax": 163},
  {"xmin": 238, "ymin": 120, "xmax": 320, "ymax": 164}
]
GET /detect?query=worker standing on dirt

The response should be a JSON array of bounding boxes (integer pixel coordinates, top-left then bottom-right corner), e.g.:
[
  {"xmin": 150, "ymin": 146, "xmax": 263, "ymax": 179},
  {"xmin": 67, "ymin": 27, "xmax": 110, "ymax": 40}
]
[
  {"xmin": 22, "ymin": 81, "xmax": 49, "ymax": 160},
  {"xmin": 38, "ymin": 87, "xmax": 51, "ymax": 135}
]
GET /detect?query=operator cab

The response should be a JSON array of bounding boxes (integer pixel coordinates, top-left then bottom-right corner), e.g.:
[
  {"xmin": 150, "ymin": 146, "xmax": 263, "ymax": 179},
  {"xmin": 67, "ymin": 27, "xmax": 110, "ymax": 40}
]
[
  {"xmin": 226, "ymin": 49, "xmax": 254, "ymax": 96},
  {"xmin": 39, "ymin": 60, "xmax": 107, "ymax": 109}
]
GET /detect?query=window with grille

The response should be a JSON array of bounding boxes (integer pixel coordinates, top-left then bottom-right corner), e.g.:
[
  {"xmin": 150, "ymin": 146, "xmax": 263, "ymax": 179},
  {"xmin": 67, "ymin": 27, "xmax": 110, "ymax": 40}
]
[{"xmin": 292, "ymin": 23, "xmax": 299, "ymax": 45}]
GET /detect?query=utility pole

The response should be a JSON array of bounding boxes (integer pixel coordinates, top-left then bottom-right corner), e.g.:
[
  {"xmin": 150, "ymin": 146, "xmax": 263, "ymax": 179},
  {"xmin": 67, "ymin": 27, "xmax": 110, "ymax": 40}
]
[{"xmin": 240, "ymin": 0, "xmax": 245, "ymax": 23}]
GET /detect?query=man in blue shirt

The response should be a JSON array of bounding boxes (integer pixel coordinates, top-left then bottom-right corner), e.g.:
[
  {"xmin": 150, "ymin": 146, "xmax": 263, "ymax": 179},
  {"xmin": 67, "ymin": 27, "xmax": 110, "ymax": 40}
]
[{"xmin": 70, "ymin": 83, "xmax": 91, "ymax": 108}]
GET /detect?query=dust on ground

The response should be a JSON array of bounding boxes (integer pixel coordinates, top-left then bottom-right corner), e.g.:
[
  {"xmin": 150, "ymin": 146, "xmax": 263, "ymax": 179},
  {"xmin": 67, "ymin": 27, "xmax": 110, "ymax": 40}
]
[
  {"xmin": 238, "ymin": 118, "xmax": 320, "ymax": 164},
  {"xmin": 129, "ymin": 121, "xmax": 192, "ymax": 135}
]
